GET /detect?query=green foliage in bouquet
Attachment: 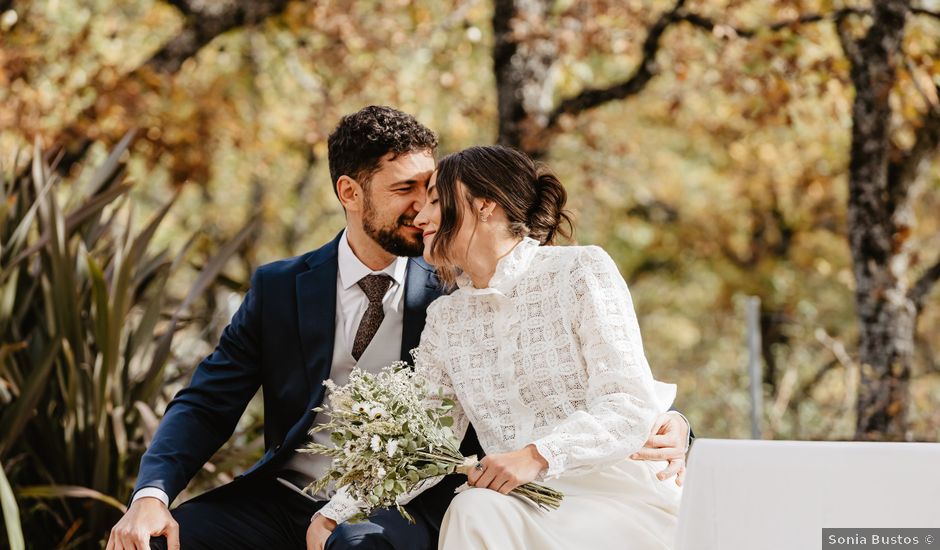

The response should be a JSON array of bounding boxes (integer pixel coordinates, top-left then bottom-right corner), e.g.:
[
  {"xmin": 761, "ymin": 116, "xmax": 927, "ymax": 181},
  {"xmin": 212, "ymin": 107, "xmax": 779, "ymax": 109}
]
[
  {"xmin": 0, "ymin": 135, "xmax": 254, "ymax": 547},
  {"xmin": 301, "ymin": 355, "xmax": 563, "ymax": 524}
]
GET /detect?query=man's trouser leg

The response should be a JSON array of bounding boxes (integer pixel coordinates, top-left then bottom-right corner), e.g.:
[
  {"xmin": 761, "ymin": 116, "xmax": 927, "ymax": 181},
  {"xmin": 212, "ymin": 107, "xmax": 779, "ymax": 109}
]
[
  {"xmin": 326, "ymin": 505, "xmax": 434, "ymax": 550},
  {"xmin": 150, "ymin": 476, "xmax": 321, "ymax": 550}
]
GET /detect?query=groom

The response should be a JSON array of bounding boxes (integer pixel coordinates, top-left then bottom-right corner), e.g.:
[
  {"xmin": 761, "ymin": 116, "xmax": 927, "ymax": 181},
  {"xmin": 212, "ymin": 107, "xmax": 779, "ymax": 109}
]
[{"xmin": 107, "ymin": 106, "xmax": 691, "ymax": 550}]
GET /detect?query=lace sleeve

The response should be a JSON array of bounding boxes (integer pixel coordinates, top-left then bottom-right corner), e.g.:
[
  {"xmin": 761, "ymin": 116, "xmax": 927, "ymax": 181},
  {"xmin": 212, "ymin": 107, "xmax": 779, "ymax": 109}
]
[
  {"xmin": 532, "ymin": 246, "xmax": 659, "ymax": 479},
  {"xmin": 414, "ymin": 302, "xmax": 469, "ymax": 444},
  {"xmin": 317, "ymin": 485, "xmax": 360, "ymax": 524},
  {"xmin": 395, "ymin": 302, "xmax": 471, "ymax": 504}
]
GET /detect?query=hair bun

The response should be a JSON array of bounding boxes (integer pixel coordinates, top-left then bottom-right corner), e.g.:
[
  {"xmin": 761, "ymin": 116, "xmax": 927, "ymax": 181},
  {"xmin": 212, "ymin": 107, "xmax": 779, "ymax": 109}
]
[{"xmin": 527, "ymin": 170, "xmax": 572, "ymax": 245}]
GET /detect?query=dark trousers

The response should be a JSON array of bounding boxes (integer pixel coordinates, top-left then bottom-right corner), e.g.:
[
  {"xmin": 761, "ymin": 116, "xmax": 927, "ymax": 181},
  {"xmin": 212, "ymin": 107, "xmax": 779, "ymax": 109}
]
[{"xmin": 150, "ymin": 475, "xmax": 435, "ymax": 550}]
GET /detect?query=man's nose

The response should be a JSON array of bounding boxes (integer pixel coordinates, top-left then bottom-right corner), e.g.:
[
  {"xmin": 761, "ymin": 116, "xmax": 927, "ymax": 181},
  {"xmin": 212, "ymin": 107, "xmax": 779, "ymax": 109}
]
[{"xmin": 412, "ymin": 190, "xmax": 427, "ymax": 211}]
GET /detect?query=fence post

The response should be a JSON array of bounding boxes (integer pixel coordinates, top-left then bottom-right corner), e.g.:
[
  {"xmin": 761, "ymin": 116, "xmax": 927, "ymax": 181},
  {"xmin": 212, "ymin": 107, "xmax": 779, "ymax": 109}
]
[{"xmin": 746, "ymin": 296, "xmax": 763, "ymax": 439}]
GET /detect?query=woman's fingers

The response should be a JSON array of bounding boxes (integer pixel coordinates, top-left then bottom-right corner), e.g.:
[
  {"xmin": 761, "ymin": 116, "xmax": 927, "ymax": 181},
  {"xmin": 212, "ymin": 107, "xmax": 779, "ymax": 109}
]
[
  {"xmin": 495, "ymin": 476, "xmax": 515, "ymax": 494},
  {"xmin": 676, "ymin": 465, "xmax": 686, "ymax": 487},
  {"xmin": 656, "ymin": 457, "xmax": 685, "ymax": 481},
  {"xmin": 631, "ymin": 446, "xmax": 675, "ymax": 461},
  {"xmin": 466, "ymin": 464, "xmax": 482, "ymax": 486},
  {"xmin": 645, "ymin": 433, "xmax": 679, "ymax": 449},
  {"xmin": 472, "ymin": 458, "xmax": 498, "ymax": 489}
]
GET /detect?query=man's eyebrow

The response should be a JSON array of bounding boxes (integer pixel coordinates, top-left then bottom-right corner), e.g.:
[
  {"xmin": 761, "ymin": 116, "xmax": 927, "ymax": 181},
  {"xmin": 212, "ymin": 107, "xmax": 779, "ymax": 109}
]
[{"xmin": 390, "ymin": 179, "xmax": 419, "ymax": 186}]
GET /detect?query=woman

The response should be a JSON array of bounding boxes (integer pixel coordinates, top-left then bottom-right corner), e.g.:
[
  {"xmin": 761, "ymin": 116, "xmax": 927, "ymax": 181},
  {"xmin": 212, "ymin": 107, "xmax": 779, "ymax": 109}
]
[{"xmin": 321, "ymin": 145, "xmax": 681, "ymax": 549}]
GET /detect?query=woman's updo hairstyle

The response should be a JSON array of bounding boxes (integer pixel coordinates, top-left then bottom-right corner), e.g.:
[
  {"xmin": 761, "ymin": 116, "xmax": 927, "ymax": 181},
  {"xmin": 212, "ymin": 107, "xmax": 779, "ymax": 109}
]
[{"xmin": 429, "ymin": 145, "xmax": 573, "ymax": 279}]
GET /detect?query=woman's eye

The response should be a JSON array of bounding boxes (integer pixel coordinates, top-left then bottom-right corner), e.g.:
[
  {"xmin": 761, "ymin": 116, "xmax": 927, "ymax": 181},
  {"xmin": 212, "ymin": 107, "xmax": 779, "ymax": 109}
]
[{"xmin": 430, "ymin": 198, "xmax": 439, "ymax": 205}]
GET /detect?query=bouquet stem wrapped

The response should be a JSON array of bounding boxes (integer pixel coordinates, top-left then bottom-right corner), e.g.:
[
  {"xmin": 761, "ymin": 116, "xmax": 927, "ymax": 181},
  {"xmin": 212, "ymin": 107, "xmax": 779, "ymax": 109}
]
[{"xmin": 301, "ymin": 359, "xmax": 563, "ymax": 523}]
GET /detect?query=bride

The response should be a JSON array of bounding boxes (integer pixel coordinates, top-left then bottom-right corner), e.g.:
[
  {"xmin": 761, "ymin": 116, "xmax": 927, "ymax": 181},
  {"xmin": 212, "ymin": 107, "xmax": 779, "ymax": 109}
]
[{"xmin": 320, "ymin": 144, "xmax": 681, "ymax": 549}]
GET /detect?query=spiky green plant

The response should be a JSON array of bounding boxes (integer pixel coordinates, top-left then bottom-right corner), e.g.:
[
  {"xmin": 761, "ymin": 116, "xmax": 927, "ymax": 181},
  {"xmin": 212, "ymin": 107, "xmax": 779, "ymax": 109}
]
[
  {"xmin": 0, "ymin": 134, "xmax": 256, "ymax": 547},
  {"xmin": 1, "ymin": 462, "xmax": 25, "ymax": 550}
]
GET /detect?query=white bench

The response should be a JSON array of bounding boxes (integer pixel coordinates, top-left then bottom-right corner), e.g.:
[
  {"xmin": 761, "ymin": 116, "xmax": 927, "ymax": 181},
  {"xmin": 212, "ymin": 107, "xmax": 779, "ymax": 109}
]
[{"xmin": 675, "ymin": 439, "xmax": 940, "ymax": 550}]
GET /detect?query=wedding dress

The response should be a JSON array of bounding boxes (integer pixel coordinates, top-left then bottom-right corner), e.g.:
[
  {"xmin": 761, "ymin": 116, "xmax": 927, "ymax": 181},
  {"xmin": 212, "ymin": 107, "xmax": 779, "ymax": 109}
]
[{"xmin": 321, "ymin": 238, "xmax": 681, "ymax": 549}]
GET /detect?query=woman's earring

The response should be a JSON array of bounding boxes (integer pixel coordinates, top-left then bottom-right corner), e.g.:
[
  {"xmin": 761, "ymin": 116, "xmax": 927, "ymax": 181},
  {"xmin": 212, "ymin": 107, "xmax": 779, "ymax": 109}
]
[{"xmin": 480, "ymin": 211, "xmax": 490, "ymax": 222}]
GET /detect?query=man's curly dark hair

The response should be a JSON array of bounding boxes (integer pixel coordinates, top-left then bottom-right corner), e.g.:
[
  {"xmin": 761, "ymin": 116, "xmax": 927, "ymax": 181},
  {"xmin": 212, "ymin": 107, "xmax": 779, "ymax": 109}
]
[{"xmin": 327, "ymin": 106, "xmax": 438, "ymax": 197}]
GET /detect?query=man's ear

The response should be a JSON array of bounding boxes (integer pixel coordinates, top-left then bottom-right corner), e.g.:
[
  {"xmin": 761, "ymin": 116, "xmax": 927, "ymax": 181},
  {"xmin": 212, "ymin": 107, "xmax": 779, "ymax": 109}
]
[{"xmin": 336, "ymin": 175, "xmax": 362, "ymax": 213}]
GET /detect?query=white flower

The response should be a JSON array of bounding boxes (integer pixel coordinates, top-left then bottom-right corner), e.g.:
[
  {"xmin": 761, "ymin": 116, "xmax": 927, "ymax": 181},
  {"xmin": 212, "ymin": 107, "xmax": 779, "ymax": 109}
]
[
  {"xmin": 343, "ymin": 441, "xmax": 354, "ymax": 457},
  {"xmin": 369, "ymin": 406, "xmax": 388, "ymax": 420},
  {"xmin": 377, "ymin": 467, "xmax": 387, "ymax": 478},
  {"xmin": 371, "ymin": 435, "xmax": 382, "ymax": 452},
  {"xmin": 353, "ymin": 401, "xmax": 370, "ymax": 415},
  {"xmin": 386, "ymin": 439, "xmax": 399, "ymax": 457}
]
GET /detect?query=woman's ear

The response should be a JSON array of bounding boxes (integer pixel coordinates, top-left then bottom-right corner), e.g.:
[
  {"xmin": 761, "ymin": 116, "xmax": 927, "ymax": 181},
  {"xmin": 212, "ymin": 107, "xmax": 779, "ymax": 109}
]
[
  {"xmin": 477, "ymin": 199, "xmax": 497, "ymax": 222},
  {"xmin": 336, "ymin": 175, "xmax": 362, "ymax": 213}
]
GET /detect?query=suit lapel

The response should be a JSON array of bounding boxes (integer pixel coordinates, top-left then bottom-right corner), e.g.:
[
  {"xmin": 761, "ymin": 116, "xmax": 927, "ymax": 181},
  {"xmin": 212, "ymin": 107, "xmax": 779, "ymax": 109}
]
[
  {"xmin": 295, "ymin": 232, "xmax": 341, "ymax": 410},
  {"xmin": 400, "ymin": 257, "xmax": 444, "ymax": 363}
]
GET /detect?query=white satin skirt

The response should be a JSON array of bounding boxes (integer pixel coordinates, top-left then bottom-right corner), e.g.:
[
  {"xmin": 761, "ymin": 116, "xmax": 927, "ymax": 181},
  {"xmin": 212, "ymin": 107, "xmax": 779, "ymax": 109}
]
[{"xmin": 438, "ymin": 459, "xmax": 681, "ymax": 550}]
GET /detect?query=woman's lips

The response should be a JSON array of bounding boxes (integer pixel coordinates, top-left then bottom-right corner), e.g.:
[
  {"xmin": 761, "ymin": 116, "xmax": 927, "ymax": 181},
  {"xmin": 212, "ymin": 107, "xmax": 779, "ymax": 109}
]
[{"xmin": 422, "ymin": 230, "xmax": 436, "ymax": 239}]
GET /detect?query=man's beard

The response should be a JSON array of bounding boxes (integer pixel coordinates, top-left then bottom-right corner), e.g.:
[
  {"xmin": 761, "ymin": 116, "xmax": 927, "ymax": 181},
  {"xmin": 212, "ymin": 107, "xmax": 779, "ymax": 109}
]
[{"xmin": 362, "ymin": 196, "xmax": 425, "ymax": 257}]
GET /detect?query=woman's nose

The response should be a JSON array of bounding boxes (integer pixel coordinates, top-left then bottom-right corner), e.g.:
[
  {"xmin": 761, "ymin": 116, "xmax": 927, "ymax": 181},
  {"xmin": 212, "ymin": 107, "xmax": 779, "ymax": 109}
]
[{"xmin": 414, "ymin": 208, "xmax": 428, "ymax": 229}]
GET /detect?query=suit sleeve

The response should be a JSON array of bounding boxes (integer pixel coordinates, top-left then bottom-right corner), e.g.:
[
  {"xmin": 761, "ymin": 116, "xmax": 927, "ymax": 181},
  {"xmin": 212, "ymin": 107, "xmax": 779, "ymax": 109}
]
[{"xmin": 133, "ymin": 269, "xmax": 265, "ymax": 504}]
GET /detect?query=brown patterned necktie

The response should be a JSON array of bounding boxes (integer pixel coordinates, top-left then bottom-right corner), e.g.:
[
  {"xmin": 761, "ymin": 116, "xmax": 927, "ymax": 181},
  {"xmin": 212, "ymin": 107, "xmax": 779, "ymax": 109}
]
[{"xmin": 351, "ymin": 274, "xmax": 393, "ymax": 361}]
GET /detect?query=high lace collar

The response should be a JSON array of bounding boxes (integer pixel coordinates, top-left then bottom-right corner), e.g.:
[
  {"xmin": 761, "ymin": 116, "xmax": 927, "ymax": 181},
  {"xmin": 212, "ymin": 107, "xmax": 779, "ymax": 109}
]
[{"xmin": 454, "ymin": 237, "xmax": 540, "ymax": 295}]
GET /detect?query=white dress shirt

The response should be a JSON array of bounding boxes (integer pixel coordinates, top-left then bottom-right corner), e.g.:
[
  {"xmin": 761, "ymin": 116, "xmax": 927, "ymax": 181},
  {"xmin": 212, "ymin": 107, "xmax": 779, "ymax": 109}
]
[{"xmin": 133, "ymin": 230, "xmax": 408, "ymax": 506}]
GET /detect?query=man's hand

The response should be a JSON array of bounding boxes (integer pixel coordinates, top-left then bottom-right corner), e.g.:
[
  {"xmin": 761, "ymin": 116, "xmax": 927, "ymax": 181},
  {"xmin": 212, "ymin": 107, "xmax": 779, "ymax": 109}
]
[
  {"xmin": 307, "ymin": 513, "xmax": 337, "ymax": 550},
  {"xmin": 631, "ymin": 411, "xmax": 690, "ymax": 487},
  {"xmin": 106, "ymin": 497, "xmax": 179, "ymax": 550},
  {"xmin": 467, "ymin": 444, "xmax": 548, "ymax": 495}
]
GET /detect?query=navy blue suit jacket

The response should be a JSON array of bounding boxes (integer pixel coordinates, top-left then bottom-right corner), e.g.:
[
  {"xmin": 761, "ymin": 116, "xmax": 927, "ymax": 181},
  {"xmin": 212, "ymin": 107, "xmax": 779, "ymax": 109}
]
[{"xmin": 135, "ymin": 231, "xmax": 480, "ymax": 525}]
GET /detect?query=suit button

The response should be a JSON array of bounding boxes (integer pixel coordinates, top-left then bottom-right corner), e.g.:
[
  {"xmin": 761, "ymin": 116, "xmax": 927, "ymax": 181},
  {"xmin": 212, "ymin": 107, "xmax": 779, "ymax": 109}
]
[{"xmin": 274, "ymin": 444, "xmax": 282, "ymax": 452}]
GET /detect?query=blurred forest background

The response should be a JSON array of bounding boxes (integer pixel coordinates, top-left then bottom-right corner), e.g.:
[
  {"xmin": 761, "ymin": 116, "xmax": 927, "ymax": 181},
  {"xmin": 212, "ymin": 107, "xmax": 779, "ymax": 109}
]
[{"xmin": 1, "ymin": 0, "xmax": 939, "ymax": 547}]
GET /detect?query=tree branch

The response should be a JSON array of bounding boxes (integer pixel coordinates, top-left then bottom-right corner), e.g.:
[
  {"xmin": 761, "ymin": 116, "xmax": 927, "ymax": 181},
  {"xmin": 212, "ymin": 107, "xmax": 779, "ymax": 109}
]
[
  {"xmin": 909, "ymin": 257, "xmax": 940, "ymax": 313},
  {"xmin": 145, "ymin": 0, "xmax": 293, "ymax": 74},
  {"xmin": 911, "ymin": 7, "xmax": 940, "ymax": 20},
  {"xmin": 679, "ymin": 7, "xmax": 868, "ymax": 38},
  {"xmin": 834, "ymin": 9, "xmax": 865, "ymax": 75},
  {"xmin": 888, "ymin": 82, "xmax": 940, "ymax": 200},
  {"xmin": 546, "ymin": 5, "xmax": 868, "ymax": 131},
  {"xmin": 887, "ymin": 53, "xmax": 940, "ymax": 214},
  {"xmin": 545, "ymin": 0, "xmax": 688, "ymax": 130}
]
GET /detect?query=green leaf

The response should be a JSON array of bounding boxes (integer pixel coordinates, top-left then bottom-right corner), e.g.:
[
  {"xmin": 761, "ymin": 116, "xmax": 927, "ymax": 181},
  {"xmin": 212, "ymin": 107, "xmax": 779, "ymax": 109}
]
[
  {"xmin": 0, "ymin": 463, "xmax": 24, "ymax": 550},
  {"xmin": 141, "ymin": 217, "xmax": 259, "ymax": 401},
  {"xmin": 16, "ymin": 484, "xmax": 127, "ymax": 513},
  {"xmin": 0, "ymin": 338, "xmax": 61, "ymax": 457}
]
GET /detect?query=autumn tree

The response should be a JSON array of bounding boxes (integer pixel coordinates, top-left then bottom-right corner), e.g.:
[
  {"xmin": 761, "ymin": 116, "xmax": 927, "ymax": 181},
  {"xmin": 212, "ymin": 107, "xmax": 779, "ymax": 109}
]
[{"xmin": 489, "ymin": 0, "xmax": 940, "ymax": 439}]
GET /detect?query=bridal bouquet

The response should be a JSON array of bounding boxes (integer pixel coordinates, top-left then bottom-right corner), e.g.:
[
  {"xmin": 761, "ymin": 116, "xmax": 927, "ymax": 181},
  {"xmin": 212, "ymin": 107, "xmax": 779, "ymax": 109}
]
[{"xmin": 300, "ymin": 354, "xmax": 563, "ymax": 523}]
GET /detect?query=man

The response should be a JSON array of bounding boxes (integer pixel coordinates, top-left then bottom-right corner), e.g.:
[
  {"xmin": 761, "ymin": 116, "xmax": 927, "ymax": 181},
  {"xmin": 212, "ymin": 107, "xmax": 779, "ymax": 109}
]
[{"xmin": 107, "ymin": 106, "xmax": 691, "ymax": 550}]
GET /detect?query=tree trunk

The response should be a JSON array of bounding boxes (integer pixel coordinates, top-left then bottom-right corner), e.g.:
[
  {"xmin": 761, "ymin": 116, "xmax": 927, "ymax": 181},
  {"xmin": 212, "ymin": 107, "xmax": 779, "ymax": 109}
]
[
  {"xmin": 840, "ymin": 0, "xmax": 915, "ymax": 441},
  {"xmin": 492, "ymin": 0, "xmax": 557, "ymax": 157}
]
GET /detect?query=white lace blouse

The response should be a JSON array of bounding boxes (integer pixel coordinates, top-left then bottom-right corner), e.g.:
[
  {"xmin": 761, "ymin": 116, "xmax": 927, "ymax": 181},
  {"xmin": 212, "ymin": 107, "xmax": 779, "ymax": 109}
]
[{"xmin": 319, "ymin": 238, "xmax": 667, "ymax": 523}]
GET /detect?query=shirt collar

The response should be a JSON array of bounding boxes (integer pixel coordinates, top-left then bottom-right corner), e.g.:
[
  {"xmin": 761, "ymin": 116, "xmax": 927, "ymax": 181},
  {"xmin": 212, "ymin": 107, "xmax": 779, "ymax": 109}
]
[
  {"xmin": 338, "ymin": 229, "xmax": 408, "ymax": 291},
  {"xmin": 455, "ymin": 237, "xmax": 540, "ymax": 294}
]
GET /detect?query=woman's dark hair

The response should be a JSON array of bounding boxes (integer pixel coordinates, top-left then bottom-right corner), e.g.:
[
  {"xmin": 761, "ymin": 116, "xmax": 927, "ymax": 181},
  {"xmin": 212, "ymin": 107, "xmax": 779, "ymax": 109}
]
[
  {"xmin": 327, "ymin": 106, "xmax": 438, "ymax": 196},
  {"xmin": 430, "ymin": 145, "xmax": 573, "ymax": 282}
]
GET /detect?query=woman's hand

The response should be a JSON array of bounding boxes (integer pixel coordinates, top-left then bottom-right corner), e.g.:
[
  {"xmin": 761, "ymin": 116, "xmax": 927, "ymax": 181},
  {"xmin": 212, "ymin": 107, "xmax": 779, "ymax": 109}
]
[
  {"xmin": 630, "ymin": 410, "xmax": 690, "ymax": 486},
  {"xmin": 306, "ymin": 513, "xmax": 337, "ymax": 550},
  {"xmin": 466, "ymin": 444, "xmax": 549, "ymax": 494}
]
